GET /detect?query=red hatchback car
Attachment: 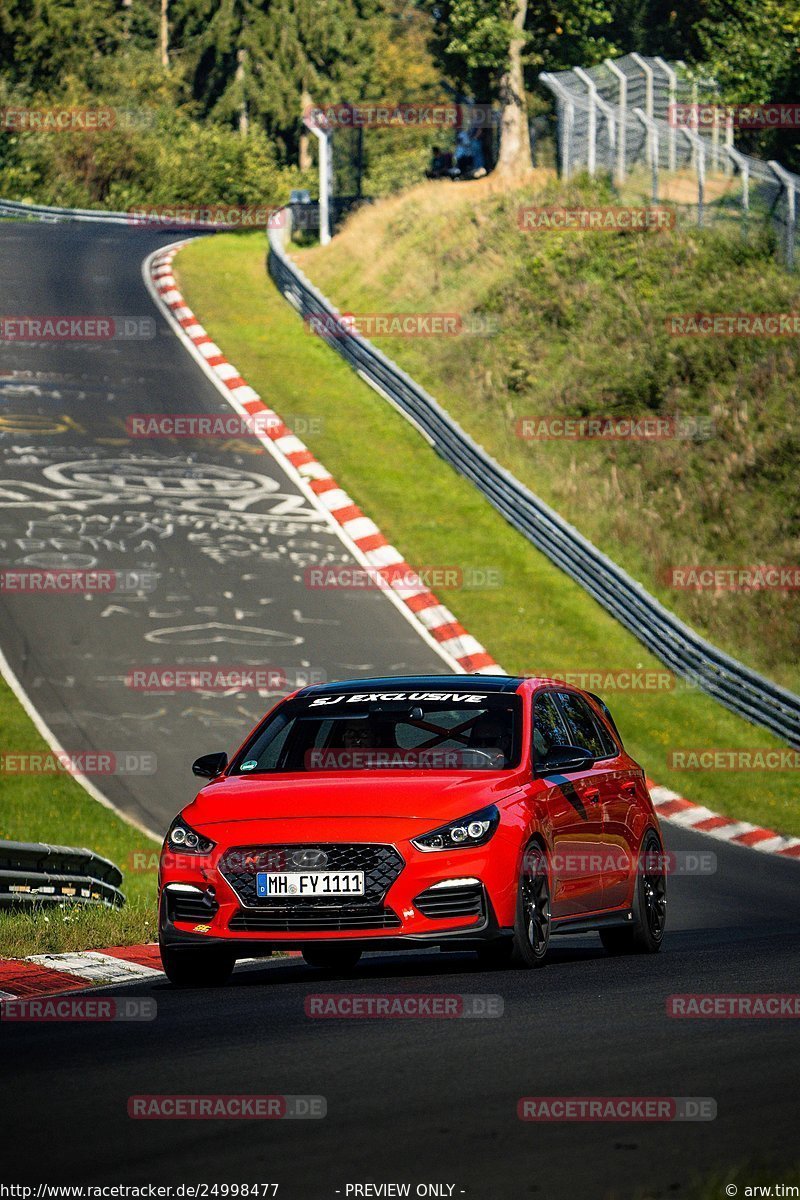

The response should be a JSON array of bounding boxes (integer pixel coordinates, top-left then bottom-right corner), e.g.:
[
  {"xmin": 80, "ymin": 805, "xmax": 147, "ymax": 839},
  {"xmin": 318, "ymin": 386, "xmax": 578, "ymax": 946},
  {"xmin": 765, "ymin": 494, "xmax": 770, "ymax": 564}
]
[{"xmin": 158, "ymin": 675, "xmax": 666, "ymax": 985}]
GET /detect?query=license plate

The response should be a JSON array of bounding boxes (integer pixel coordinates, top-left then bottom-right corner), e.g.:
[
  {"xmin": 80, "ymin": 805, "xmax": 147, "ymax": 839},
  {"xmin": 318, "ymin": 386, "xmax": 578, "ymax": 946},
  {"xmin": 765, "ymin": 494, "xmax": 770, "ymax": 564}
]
[{"xmin": 256, "ymin": 871, "xmax": 365, "ymax": 898}]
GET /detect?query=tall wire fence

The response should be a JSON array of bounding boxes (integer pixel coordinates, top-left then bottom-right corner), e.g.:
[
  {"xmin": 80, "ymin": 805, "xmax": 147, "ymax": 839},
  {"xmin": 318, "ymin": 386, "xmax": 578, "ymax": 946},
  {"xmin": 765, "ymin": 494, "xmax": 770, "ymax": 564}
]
[{"xmin": 540, "ymin": 54, "xmax": 800, "ymax": 269}]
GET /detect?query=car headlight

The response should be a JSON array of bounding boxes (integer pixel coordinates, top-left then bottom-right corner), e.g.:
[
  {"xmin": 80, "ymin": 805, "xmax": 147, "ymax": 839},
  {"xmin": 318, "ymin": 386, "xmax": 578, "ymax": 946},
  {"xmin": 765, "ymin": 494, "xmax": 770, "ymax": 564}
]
[
  {"xmin": 411, "ymin": 805, "xmax": 500, "ymax": 852},
  {"xmin": 165, "ymin": 818, "xmax": 216, "ymax": 856}
]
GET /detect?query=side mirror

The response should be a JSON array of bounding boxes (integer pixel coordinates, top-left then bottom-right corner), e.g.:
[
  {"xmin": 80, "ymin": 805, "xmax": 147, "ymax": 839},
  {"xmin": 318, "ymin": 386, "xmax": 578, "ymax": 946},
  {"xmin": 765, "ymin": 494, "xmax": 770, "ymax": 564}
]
[
  {"xmin": 192, "ymin": 751, "xmax": 228, "ymax": 779},
  {"xmin": 537, "ymin": 744, "xmax": 594, "ymax": 776}
]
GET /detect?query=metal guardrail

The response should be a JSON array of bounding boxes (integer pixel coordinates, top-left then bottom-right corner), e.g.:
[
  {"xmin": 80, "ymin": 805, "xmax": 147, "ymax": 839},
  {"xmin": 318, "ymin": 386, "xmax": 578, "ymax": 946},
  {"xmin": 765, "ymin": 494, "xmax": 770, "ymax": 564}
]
[
  {"xmin": 0, "ymin": 197, "xmax": 134, "ymax": 224},
  {"xmin": 0, "ymin": 841, "xmax": 125, "ymax": 908},
  {"xmin": 267, "ymin": 223, "xmax": 800, "ymax": 745},
  {"xmin": 0, "ymin": 196, "xmax": 234, "ymax": 229}
]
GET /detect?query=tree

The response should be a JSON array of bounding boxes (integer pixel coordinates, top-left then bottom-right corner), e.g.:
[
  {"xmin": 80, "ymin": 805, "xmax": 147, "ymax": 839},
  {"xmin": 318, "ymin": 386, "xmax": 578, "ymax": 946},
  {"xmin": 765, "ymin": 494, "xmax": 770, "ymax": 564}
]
[
  {"xmin": 425, "ymin": 0, "xmax": 615, "ymax": 177},
  {"xmin": 172, "ymin": 0, "xmax": 379, "ymax": 161},
  {"xmin": 695, "ymin": 0, "xmax": 800, "ymax": 169}
]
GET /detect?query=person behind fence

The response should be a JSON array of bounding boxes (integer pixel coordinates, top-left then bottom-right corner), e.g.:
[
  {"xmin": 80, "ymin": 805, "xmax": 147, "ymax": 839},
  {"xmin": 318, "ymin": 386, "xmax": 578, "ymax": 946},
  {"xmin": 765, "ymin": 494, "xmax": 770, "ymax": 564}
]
[
  {"xmin": 469, "ymin": 125, "xmax": 486, "ymax": 177},
  {"xmin": 455, "ymin": 129, "xmax": 473, "ymax": 176},
  {"xmin": 426, "ymin": 144, "xmax": 453, "ymax": 179}
]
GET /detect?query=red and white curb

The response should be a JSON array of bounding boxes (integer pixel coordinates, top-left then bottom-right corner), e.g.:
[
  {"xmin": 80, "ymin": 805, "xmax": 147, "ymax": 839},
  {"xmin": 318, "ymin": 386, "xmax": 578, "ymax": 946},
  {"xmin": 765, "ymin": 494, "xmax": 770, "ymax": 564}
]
[
  {"xmin": 0, "ymin": 945, "xmax": 163, "ymax": 1005},
  {"xmin": 143, "ymin": 242, "xmax": 498, "ymax": 676},
  {"xmin": 143, "ymin": 240, "xmax": 800, "ymax": 866},
  {"xmin": 646, "ymin": 778, "xmax": 800, "ymax": 858},
  {"xmin": 0, "ymin": 945, "xmax": 305, "ymax": 1006}
]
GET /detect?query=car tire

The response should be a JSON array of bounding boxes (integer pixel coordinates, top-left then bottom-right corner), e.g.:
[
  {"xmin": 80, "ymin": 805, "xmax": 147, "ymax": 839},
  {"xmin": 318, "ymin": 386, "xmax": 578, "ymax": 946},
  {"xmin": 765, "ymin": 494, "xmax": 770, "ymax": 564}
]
[
  {"xmin": 510, "ymin": 841, "xmax": 551, "ymax": 968},
  {"xmin": 302, "ymin": 945, "xmax": 362, "ymax": 971},
  {"xmin": 160, "ymin": 942, "xmax": 236, "ymax": 987},
  {"xmin": 599, "ymin": 830, "xmax": 667, "ymax": 955}
]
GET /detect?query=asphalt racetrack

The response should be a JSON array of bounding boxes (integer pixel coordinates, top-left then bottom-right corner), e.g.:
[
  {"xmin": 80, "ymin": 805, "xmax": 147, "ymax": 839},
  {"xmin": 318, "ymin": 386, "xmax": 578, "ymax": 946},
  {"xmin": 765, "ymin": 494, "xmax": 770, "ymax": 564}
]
[{"xmin": 1, "ymin": 222, "xmax": 799, "ymax": 1199}]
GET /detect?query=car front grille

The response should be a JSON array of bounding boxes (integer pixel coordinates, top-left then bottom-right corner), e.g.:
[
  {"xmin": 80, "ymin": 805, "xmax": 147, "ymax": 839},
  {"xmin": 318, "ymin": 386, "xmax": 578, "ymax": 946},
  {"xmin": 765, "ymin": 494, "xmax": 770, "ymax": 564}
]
[
  {"xmin": 413, "ymin": 882, "xmax": 485, "ymax": 920},
  {"xmin": 228, "ymin": 903, "xmax": 401, "ymax": 933},
  {"xmin": 218, "ymin": 843, "xmax": 404, "ymax": 908}
]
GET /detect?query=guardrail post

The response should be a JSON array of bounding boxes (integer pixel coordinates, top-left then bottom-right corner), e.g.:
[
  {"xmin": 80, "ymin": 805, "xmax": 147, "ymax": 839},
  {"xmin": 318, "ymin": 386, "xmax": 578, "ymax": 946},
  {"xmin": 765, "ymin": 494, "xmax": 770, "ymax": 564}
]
[
  {"xmin": 604, "ymin": 58, "xmax": 628, "ymax": 185},
  {"xmin": 769, "ymin": 161, "xmax": 797, "ymax": 270}
]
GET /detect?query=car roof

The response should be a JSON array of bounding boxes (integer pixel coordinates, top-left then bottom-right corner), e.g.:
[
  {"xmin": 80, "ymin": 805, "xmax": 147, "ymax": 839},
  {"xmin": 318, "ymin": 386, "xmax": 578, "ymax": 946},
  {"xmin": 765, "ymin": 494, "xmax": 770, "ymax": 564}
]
[{"xmin": 294, "ymin": 674, "xmax": 525, "ymax": 698}]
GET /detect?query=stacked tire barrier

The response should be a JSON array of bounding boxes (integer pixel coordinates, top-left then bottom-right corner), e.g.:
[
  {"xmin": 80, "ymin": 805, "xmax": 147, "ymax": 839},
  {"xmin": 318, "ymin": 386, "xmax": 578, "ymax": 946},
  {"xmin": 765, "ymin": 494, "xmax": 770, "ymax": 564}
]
[
  {"xmin": 0, "ymin": 841, "xmax": 125, "ymax": 908},
  {"xmin": 267, "ymin": 223, "xmax": 800, "ymax": 745}
]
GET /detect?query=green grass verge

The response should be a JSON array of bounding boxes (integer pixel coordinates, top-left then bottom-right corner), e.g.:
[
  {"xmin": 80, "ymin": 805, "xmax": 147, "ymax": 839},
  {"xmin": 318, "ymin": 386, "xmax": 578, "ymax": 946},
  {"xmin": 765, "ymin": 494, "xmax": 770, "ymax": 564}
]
[
  {"xmin": 176, "ymin": 230, "xmax": 799, "ymax": 837},
  {"xmin": 0, "ymin": 673, "xmax": 158, "ymax": 957},
  {"xmin": 297, "ymin": 177, "xmax": 800, "ymax": 695}
]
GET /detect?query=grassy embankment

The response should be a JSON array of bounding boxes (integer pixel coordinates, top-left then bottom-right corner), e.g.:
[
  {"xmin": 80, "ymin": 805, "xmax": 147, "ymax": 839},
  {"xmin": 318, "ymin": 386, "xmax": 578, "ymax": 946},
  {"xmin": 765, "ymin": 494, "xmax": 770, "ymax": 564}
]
[{"xmin": 175, "ymin": 206, "xmax": 798, "ymax": 838}]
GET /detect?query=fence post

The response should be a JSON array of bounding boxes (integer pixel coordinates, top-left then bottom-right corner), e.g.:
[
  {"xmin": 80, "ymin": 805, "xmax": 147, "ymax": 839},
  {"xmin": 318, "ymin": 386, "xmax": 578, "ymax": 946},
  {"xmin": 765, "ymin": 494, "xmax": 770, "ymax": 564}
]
[
  {"xmin": 573, "ymin": 67, "xmax": 598, "ymax": 176},
  {"xmin": 605, "ymin": 58, "xmax": 628, "ymax": 185},
  {"xmin": 630, "ymin": 54, "xmax": 654, "ymax": 165},
  {"xmin": 682, "ymin": 128, "xmax": 705, "ymax": 227},
  {"xmin": 654, "ymin": 56, "xmax": 677, "ymax": 171},
  {"xmin": 724, "ymin": 110, "xmax": 734, "ymax": 175},
  {"xmin": 594, "ymin": 92, "xmax": 618, "ymax": 180},
  {"xmin": 541, "ymin": 73, "xmax": 576, "ymax": 180},
  {"xmin": 769, "ymin": 161, "xmax": 797, "ymax": 270},
  {"xmin": 690, "ymin": 78, "xmax": 699, "ymax": 171},
  {"xmin": 634, "ymin": 109, "xmax": 659, "ymax": 203},
  {"xmin": 725, "ymin": 146, "xmax": 750, "ymax": 216}
]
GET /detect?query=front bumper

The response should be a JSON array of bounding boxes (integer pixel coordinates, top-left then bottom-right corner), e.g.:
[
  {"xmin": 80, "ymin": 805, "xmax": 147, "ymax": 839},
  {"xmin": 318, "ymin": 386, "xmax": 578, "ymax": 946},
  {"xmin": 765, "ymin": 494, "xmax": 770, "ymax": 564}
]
[{"xmin": 159, "ymin": 833, "xmax": 517, "ymax": 950}]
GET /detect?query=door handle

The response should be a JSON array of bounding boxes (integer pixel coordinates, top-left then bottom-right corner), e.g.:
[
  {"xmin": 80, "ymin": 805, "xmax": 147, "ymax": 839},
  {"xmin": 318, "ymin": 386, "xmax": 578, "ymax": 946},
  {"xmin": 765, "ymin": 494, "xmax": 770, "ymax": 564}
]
[
  {"xmin": 585, "ymin": 787, "xmax": 600, "ymax": 804},
  {"xmin": 621, "ymin": 781, "xmax": 637, "ymax": 797}
]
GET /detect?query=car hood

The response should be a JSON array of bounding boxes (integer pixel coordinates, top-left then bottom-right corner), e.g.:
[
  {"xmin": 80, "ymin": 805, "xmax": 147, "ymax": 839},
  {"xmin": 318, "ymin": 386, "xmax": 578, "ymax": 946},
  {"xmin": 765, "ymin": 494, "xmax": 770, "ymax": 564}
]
[{"xmin": 185, "ymin": 771, "xmax": 520, "ymax": 832}]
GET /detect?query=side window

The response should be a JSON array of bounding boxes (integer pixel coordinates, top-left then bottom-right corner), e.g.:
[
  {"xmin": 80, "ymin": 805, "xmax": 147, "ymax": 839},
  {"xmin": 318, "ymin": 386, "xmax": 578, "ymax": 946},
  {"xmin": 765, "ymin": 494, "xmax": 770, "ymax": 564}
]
[
  {"xmin": 555, "ymin": 692, "xmax": 605, "ymax": 758},
  {"xmin": 591, "ymin": 705, "xmax": 620, "ymax": 757},
  {"xmin": 532, "ymin": 692, "xmax": 569, "ymax": 761}
]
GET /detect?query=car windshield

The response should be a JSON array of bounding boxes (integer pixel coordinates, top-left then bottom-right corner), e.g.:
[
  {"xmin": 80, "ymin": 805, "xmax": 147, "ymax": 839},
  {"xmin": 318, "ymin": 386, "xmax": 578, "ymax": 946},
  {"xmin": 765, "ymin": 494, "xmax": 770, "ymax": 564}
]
[{"xmin": 230, "ymin": 689, "xmax": 522, "ymax": 773}]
